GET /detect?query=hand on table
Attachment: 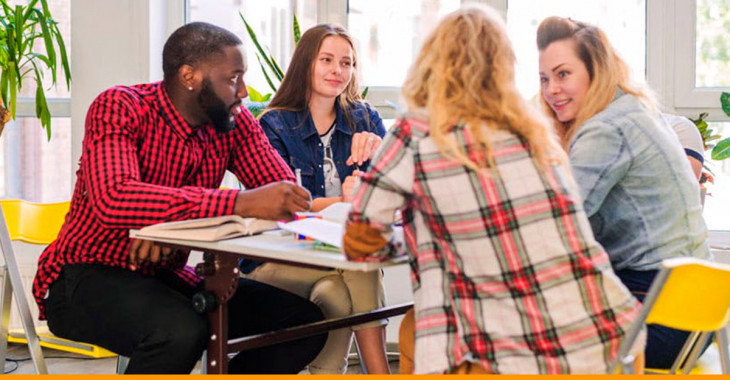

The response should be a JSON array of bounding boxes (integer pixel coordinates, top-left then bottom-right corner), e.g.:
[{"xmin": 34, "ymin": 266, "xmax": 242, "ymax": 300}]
[{"xmin": 234, "ymin": 181, "xmax": 312, "ymax": 221}]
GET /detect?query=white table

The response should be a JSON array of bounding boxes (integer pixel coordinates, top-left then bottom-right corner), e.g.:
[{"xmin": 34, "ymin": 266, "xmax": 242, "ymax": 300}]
[
  {"xmin": 131, "ymin": 229, "xmax": 407, "ymax": 271},
  {"xmin": 129, "ymin": 229, "xmax": 410, "ymax": 374}
]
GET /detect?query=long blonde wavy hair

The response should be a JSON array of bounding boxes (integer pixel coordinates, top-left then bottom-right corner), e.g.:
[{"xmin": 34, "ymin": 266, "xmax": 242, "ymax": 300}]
[
  {"xmin": 537, "ymin": 17, "xmax": 657, "ymax": 148},
  {"xmin": 402, "ymin": 4, "xmax": 563, "ymax": 171}
]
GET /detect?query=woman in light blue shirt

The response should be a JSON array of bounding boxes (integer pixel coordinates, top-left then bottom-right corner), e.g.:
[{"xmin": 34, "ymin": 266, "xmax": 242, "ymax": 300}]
[{"xmin": 536, "ymin": 17, "xmax": 710, "ymax": 369}]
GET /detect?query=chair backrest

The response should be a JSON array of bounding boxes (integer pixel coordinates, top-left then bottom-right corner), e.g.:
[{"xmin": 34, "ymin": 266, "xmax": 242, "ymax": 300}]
[
  {"xmin": 0, "ymin": 200, "xmax": 70, "ymax": 244},
  {"xmin": 645, "ymin": 257, "xmax": 730, "ymax": 332},
  {"xmin": 610, "ymin": 257, "xmax": 730, "ymax": 374}
]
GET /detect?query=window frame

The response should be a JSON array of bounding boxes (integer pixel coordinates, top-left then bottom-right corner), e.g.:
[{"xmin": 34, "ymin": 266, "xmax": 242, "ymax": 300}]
[
  {"xmin": 338, "ymin": 0, "xmax": 492, "ymax": 118},
  {"xmin": 648, "ymin": 0, "xmax": 729, "ymax": 121}
]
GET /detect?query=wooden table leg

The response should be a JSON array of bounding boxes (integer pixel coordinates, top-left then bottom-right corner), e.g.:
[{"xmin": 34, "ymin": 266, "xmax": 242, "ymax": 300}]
[
  {"xmin": 207, "ymin": 301, "xmax": 228, "ymax": 374},
  {"xmin": 199, "ymin": 252, "xmax": 239, "ymax": 374}
]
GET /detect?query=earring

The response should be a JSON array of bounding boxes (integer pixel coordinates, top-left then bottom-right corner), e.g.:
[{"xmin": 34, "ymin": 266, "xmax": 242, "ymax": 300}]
[{"xmin": 188, "ymin": 86, "xmax": 193, "ymax": 91}]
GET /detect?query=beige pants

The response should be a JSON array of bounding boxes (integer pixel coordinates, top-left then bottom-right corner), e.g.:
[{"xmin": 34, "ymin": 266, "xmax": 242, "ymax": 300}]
[{"xmin": 245, "ymin": 263, "xmax": 386, "ymax": 374}]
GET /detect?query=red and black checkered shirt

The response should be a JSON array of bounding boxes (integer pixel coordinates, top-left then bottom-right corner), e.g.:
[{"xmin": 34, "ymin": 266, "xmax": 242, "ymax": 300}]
[{"xmin": 33, "ymin": 82, "xmax": 293, "ymax": 319}]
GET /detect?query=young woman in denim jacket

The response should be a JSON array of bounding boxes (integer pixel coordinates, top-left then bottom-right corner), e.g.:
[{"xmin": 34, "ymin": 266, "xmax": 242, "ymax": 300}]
[
  {"xmin": 537, "ymin": 17, "xmax": 711, "ymax": 369},
  {"xmin": 245, "ymin": 24, "xmax": 389, "ymax": 374}
]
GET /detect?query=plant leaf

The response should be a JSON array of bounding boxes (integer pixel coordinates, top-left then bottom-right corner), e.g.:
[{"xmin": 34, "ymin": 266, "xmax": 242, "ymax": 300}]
[
  {"xmin": 267, "ymin": 50, "xmax": 284, "ymax": 81},
  {"xmin": 256, "ymin": 54, "xmax": 278, "ymax": 93},
  {"xmin": 8, "ymin": 64, "xmax": 16, "ymax": 118},
  {"xmin": 53, "ymin": 22, "xmax": 71, "ymax": 88},
  {"xmin": 14, "ymin": 5, "xmax": 23, "ymax": 58},
  {"xmin": 293, "ymin": 13, "xmax": 300, "ymax": 45},
  {"xmin": 0, "ymin": 0, "xmax": 12, "ymax": 17},
  {"xmin": 0, "ymin": 70, "xmax": 7, "ymax": 108},
  {"xmin": 22, "ymin": 0, "xmax": 39, "ymax": 20},
  {"xmin": 712, "ymin": 137, "xmax": 730, "ymax": 160},
  {"xmin": 239, "ymin": 12, "xmax": 279, "ymax": 82},
  {"xmin": 696, "ymin": 120, "xmax": 708, "ymax": 135},
  {"xmin": 246, "ymin": 85, "xmax": 264, "ymax": 102},
  {"xmin": 32, "ymin": 9, "xmax": 56, "ymax": 81},
  {"xmin": 361, "ymin": 86, "xmax": 369, "ymax": 99},
  {"xmin": 33, "ymin": 65, "xmax": 51, "ymax": 139},
  {"xmin": 722, "ymin": 92, "xmax": 730, "ymax": 118}
]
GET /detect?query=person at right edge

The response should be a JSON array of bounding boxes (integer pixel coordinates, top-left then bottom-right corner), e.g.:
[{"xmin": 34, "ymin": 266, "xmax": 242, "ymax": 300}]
[{"xmin": 537, "ymin": 16, "xmax": 711, "ymax": 369}]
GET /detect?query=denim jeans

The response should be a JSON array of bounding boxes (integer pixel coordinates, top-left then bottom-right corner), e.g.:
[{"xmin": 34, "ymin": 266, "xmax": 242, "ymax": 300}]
[
  {"xmin": 45, "ymin": 264, "xmax": 326, "ymax": 374},
  {"xmin": 616, "ymin": 269, "xmax": 711, "ymax": 369}
]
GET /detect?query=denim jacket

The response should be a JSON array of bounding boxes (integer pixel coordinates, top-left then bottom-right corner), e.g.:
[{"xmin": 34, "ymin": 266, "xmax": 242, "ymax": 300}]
[
  {"xmin": 260, "ymin": 101, "xmax": 386, "ymax": 198},
  {"xmin": 569, "ymin": 90, "xmax": 710, "ymax": 271}
]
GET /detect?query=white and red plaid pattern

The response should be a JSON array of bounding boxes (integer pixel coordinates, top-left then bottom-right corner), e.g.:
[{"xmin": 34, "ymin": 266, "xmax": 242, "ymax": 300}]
[{"xmin": 349, "ymin": 116, "xmax": 641, "ymax": 374}]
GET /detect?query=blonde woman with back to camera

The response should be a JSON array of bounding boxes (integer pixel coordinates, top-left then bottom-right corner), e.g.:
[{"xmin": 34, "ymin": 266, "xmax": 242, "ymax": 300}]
[
  {"xmin": 342, "ymin": 4, "xmax": 643, "ymax": 374},
  {"xmin": 537, "ymin": 17, "xmax": 711, "ymax": 369}
]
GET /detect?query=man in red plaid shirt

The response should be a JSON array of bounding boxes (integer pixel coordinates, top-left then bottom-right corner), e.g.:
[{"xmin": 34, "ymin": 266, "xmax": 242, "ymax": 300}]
[{"xmin": 32, "ymin": 22, "xmax": 326, "ymax": 374}]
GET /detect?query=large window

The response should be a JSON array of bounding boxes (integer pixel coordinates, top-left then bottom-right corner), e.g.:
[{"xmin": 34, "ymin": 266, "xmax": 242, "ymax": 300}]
[
  {"xmin": 182, "ymin": 0, "xmax": 730, "ymax": 231},
  {"xmin": 348, "ymin": 0, "xmax": 460, "ymax": 88},
  {"xmin": 670, "ymin": 0, "xmax": 730, "ymax": 115},
  {"xmin": 507, "ymin": 0, "xmax": 646, "ymax": 98},
  {"xmin": 703, "ymin": 123, "xmax": 730, "ymax": 231},
  {"xmin": 0, "ymin": 118, "xmax": 72, "ymax": 203},
  {"xmin": 0, "ymin": 0, "xmax": 72, "ymax": 202},
  {"xmin": 188, "ymin": 0, "xmax": 317, "ymax": 96},
  {"xmin": 696, "ymin": 0, "xmax": 730, "ymax": 88}
]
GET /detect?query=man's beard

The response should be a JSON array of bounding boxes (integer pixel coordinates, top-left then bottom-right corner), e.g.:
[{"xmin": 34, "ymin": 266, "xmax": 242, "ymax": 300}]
[{"xmin": 198, "ymin": 78, "xmax": 236, "ymax": 133}]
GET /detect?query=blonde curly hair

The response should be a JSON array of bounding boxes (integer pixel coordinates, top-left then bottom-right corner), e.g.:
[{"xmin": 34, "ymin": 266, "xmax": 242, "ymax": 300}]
[{"xmin": 402, "ymin": 4, "xmax": 563, "ymax": 171}]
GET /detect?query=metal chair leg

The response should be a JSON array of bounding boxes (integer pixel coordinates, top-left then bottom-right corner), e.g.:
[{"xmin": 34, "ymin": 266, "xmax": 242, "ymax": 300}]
[
  {"xmin": 682, "ymin": 331, "xmax": 711, "ymax": 374},
  {"xmin": 0, "ymin": 210, "xmax": 47, "ymax": 374},
  {"xmin": 200, "ymin": 350, "xmax": 207, "ymax": 374},
  {"xmin": 670, "ymin": 330, "xmax": 700, "ymax": 374},
  {"xmin": 717, "ymin": 326, "xmax": 730, "ymax": 375},
  {"xmin": 115, "ymin": 355, "xmax": 129, "ymax": 374},
  {"xmin": 0, "ymin": 267, "xmax": 12, "ymax": 373}
]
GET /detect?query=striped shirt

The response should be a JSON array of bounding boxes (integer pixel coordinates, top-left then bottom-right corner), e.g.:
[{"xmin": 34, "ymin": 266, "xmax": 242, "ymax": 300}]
[
  {"xmin": 33, "ymin": 82, "xmax": 293, "ymax": 319},
  {"xmin": 348, "ymin": 116, "xmax": 641, "ymax": 374}
]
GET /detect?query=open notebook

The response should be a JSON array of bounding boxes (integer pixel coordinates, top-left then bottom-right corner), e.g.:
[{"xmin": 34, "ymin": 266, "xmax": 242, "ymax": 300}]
[
  {"xmin": 137, "ymin": 215, "xmax": 278, "ymax": 242},
  {"xmin": 277, "ymin": 202, "xmax": 353, "ymax": 248}
]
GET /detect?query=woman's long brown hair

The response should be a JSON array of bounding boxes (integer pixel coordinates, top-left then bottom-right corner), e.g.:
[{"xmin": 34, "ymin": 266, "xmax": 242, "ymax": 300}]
[{"xmin": 260, "ymin": 23, "xmax": 363, "ymax": 131}]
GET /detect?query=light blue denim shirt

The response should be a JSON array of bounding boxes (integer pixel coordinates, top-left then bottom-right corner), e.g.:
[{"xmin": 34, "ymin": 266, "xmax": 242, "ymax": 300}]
[{"xmin": 569, "ymin": 91, "xmax": 710, "ymax": 271}]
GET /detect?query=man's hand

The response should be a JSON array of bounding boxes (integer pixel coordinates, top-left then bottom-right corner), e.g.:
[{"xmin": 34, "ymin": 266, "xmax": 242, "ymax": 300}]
[
  {"xmin": 129, "ymin": 239, "xmax": 173, "ymax": 270},
  {"xmin": 346, "ymin": 132, "xmax": 382, "ymax": 167},
  {"xmin": 341, "ymin": 170, "xmax": 363, "ymax": 202},
  {"xmin": 234, "ymin": 181, "xmax": 311, "ymax": 221}
]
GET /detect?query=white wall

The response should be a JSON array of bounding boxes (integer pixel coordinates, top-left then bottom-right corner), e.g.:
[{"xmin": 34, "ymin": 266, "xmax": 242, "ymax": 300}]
[{"xmin": 70, "ymin": 0, "xmax": 184, "ymax": 169}]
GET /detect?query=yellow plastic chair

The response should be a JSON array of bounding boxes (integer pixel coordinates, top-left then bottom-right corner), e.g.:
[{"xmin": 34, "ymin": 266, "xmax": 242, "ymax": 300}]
[
  {"xmin": 611, "ymin": 257, "xmax": 730, "ymax": 374},
  {"xmin": 0, "ymin": 200, "xmax": 116, "ymax": 374}
]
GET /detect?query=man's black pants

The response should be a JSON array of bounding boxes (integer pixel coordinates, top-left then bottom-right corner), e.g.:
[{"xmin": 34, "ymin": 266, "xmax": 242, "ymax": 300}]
[{"xmin": 44, "ymin": 264, "xmax": 327, "ymax": 374}]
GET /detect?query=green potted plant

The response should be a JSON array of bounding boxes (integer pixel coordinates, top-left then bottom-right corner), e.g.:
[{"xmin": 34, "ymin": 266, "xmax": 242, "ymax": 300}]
[{"xmin": 0, "ymin": 0, "xmax": 71, "ymax": 139}]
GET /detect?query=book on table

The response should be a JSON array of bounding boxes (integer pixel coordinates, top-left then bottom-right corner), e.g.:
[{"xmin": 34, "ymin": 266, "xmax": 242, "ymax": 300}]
[
  {"xmin": 137, "ymin": 215, "xmax": 278, "ymax": 242},
  {"xmin": 277, "ymin": 202, "xmax": 353, "ymax": 249}
]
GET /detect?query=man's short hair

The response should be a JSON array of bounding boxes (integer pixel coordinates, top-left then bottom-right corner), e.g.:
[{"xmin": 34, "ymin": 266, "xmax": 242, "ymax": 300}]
[{"xmin": 162, "ymin": 22, "xmax": 242, "ymax": 82}]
